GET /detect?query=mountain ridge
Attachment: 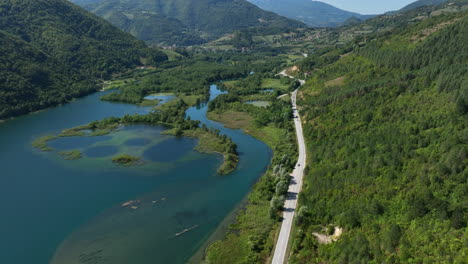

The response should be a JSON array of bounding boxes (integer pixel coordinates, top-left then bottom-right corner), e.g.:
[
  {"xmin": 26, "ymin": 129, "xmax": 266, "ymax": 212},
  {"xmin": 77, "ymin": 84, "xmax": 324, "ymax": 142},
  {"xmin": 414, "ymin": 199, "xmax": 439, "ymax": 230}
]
[
  {"xmin": 399, "ymin": 0, "xmax": 450, "ymax": 12},
  {"xmin": 0, "ymin": 0, "xmax": 166, "ymax": 119},
  {"xmin": 247, "ymin": 0, "xmax": 374, "ymax": 27},
  {"xmin": 70, "ymin": 0, "xmax": 305, "ymax": 45}
]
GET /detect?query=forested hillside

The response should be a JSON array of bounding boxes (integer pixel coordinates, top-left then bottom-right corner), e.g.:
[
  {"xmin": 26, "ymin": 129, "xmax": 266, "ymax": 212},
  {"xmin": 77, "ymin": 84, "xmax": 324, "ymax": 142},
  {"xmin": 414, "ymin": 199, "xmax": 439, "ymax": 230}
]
[
  {"xmin": 247, "ymin": 0, "xmax": 373, "ymax": 27},
  {"xmin": 71, "ymin": 0, "xmax": 305, "ymax": 45},
  {"xmin": 0, "ymin": 0, "xmax": 166, "ymax": 119},
  {"xmin": 399, "ymin": 0, "xmax": 449, "ymax": 12},
  {"xmin": 291, "ymin": 9, "xmax": 467, "ymax": 263}
]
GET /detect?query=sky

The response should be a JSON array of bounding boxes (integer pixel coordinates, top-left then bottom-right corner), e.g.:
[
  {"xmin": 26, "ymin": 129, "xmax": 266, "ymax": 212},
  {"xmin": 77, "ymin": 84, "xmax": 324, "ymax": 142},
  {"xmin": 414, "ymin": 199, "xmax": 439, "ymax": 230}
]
[{"xmin": 318, "ymin": 0, "xmax": 417, "ymax": 14}]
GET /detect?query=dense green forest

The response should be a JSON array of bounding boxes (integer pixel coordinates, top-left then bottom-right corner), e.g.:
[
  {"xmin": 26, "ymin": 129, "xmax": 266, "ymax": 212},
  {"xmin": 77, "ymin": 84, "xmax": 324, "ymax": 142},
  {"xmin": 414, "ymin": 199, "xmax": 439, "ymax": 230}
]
[
  {"xmin": 290, "ymin": 10, "xmax": 467, "ymax": 264},
  {"xmin": 0, "ymin": 0, "xmax": 167, "ymax": 119},
  {"xmin": 398, "ymin": 0, "xmax": 449, "ymax": 13},
  {"xmin": 100, "ymin": 51, "xmax": 291, "ymax": 104},
  {"xmin": 70, "ymin": 0, "xmax": 305, "ymax": 46}
]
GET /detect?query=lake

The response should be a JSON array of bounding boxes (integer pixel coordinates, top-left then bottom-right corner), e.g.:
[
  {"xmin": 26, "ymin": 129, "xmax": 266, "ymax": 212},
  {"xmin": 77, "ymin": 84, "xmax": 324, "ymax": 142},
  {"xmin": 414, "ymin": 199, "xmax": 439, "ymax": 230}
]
[{"xmin": 0, "ymin": 86, "xmax": 271, "ymax": 264}]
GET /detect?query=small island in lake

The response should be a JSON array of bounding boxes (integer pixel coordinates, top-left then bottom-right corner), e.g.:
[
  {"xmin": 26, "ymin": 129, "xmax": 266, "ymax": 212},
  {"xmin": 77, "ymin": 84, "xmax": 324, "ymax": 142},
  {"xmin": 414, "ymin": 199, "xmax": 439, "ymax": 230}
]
[
  {"xmin": 58, "ymin": 150, "xmax": 82, "ymax": 160},
  {"xmin": 112, "ymin": 154, "xmax": 141, "ymax": 166}
]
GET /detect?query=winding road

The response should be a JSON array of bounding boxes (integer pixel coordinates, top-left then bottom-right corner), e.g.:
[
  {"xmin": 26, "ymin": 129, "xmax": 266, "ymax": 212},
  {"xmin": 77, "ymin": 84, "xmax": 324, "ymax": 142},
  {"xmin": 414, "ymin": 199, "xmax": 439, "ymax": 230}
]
[{"xmin": 272, "ymin": 71, "xmax": 307, "ymax": 264}]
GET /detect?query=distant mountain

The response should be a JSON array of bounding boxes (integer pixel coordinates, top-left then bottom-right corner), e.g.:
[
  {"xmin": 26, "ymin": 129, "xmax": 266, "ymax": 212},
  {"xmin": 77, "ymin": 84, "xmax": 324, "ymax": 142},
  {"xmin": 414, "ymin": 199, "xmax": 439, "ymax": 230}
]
[
  {"xmin": 0, "ymin": 0, "xmax": 166, "ymax": 119},
  {"xmin": 399, "ymin": 0, "xmax": 449, "ymax": 12},
  {"xmin": 247, "ymin": 0, "xmax": 374, "ymax": 27},
  {"xmin": 70, "ymin": 0, "xmax": 305, "ymax": 46}
]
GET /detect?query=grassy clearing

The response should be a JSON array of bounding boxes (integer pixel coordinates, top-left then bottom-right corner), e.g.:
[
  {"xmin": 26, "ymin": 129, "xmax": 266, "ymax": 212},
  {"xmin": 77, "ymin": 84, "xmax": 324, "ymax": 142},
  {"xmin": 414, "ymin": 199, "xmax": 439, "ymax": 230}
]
[
  {"xmin": 261, "ymin": 78, "xmax": 288, "ymax": 90},
  {"xmin": 161, "ymin": 49, "xmax": 183, "ymax": 61},
  {"xmin": 222, "ymin": 80, "xmax": 238, "ymax": 89},
  {"xmin": 208, "ymin": 111, "xmax": 253, "ymax": 130},
  {"xmin": 207, "ymin": 111, "xmax": 283, "ymax": 148},
  {"xmin": 59, "ymin": 150, "xmax": 82, "ymax": 160},
  {"xmin": 102, "ymin": 79, "xmax": 134, "ymax": 91},
  {"xmin": 324, "ymin": 76, "xmax": 345, "ymax": 87}
]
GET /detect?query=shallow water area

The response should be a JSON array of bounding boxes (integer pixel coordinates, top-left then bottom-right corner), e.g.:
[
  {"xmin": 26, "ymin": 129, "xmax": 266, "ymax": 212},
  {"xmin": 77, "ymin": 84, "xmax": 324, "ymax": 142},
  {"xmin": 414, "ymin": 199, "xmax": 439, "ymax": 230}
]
[
  {"xmin": 261, "ymin": 89, "xmax": 275, "ymax": 93},
  {"xmin": 245, "ymin": 100, "xmax": 272, "ymax": 107},
  {"xmin": 0, "ymin": 86, "xmax": 271, "ymax": 264},
  {"xmin": 143, "ymin": 93, "xmax": 176, "ymax": 105}
]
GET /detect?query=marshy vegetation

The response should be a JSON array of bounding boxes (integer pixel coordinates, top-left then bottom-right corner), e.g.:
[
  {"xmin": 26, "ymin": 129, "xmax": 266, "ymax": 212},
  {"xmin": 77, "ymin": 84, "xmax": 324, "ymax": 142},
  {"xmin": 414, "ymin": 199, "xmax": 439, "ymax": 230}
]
[
  {"xmin": 111, "ymin": 154, "xmax": 141, "ymax": 166},
  {"xmin": 204, "ymin": 73, "xmax": 298, "ymax": 263}
]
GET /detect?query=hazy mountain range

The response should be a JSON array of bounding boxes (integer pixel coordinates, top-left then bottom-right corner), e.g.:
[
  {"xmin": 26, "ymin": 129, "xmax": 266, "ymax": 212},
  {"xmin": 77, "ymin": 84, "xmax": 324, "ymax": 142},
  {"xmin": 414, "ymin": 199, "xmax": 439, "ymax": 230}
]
[
  {"xmin": 399, "ymin": 0, "xmax": 449, "ymax": 12},
  {"xmin": 247, "ymin": 0, "xmax": 374, "ymax": 27}
]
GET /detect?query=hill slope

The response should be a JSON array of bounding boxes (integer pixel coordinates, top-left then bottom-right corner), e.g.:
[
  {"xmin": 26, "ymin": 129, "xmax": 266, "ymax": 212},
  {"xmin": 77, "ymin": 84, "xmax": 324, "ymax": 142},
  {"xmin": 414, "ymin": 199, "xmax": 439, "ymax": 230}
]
[
  {"xmin": 247, "ymin": 0, "xmax": 373, "ymax": 27},
  {"xmin": 70, "ymin": 0, "xmax": 305, "ymax": 45},
  {"xmin": 0, "ymin": 0, "xmax": 166, "ymax": 119},
  {"xmin": 291, "ymin": 9, "xmax": 467, "ymax": 263},
  {"xmin": 400, "ymin": 0, "xmax": 449, "ymax": 12}
]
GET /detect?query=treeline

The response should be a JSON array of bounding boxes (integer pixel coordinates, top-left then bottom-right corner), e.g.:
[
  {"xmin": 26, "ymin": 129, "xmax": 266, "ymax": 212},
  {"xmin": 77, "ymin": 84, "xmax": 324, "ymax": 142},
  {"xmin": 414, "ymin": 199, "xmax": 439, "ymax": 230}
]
[
  {"xmin": 0, "ymin": 0, "xmax": 167, "ymax": 119},
  {"xmin": 198, "ymin": 124, "xmax": 239, "ymax": 174},
  {"xmin": 290, "ymin": 12, "xmax": 467, "ymax": 263}
]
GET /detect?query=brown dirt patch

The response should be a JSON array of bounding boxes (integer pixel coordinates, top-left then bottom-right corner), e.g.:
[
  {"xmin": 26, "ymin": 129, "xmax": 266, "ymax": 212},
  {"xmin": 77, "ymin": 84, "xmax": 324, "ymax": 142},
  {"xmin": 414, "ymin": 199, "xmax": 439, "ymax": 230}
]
[{"xmin": 325, "ymin": 76, "xmax": 345, "ymax": 87}]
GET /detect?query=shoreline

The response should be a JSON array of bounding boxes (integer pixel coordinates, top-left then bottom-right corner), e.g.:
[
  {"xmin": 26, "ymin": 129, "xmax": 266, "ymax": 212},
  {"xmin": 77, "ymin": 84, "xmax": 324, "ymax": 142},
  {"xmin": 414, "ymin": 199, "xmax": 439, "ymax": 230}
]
[
  {"xmin": 188, "ymin": 194, "xmax": 252, "ymax": 263},
  {"xmin": 1, "ymin": 87, "xmax": 101, "ymax": 122},
  {"xmin": 194, "ymin": 108, "xmax": 289, "ymax": 263}
]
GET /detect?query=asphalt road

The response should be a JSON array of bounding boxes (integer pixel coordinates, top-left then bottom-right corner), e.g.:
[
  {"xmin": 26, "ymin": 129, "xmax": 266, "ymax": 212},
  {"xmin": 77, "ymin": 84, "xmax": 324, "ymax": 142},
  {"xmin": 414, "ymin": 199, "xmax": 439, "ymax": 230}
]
[{"xmin": 271, "ymin": 74, "xmax": 307, "ymax": 264}]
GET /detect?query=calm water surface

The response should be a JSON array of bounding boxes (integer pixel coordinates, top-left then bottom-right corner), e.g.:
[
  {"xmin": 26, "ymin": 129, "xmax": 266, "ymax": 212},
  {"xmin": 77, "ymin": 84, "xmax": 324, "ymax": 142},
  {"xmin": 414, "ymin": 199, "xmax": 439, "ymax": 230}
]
[{"xmin": 0, "ymin": 86, "xmax": 271, "ymax": 264}]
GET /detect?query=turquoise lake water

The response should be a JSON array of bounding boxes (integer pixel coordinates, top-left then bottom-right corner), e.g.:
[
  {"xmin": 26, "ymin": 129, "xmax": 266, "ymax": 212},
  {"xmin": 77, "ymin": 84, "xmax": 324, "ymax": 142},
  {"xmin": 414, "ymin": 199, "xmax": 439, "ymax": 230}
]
[{"xmin": 0, "ymin": 86, "xmax": 271, "ymax": 264}]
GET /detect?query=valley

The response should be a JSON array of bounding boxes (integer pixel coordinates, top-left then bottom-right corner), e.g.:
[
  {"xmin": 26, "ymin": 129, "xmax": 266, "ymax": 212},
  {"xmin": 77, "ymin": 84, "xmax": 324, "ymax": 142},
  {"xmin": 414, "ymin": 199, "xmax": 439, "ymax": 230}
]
[{"xmin": 0, "ymin": 0, "xmax": 466, "ymax": 263}]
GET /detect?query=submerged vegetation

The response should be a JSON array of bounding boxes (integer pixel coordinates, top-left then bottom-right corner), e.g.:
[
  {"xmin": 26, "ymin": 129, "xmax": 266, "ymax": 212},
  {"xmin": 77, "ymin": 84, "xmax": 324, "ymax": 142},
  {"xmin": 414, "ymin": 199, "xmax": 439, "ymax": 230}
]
[
  {"xmin": 112, "ymin": 154, "xmax": 141, "ymax": 166},
  {"xmin": 32, "ymin": 91, "xmax": 239, "ymax": 173},
  {"xmin": 58, "ymin": 150, "xmax": 82, "ymax": 160},
  {"xmin": 173, "ymin": 127, "xmax": 239, "ymax": 175},
  {"xmin": 32, "ymin": 135, "xmax": 57, "ymax": 152}
]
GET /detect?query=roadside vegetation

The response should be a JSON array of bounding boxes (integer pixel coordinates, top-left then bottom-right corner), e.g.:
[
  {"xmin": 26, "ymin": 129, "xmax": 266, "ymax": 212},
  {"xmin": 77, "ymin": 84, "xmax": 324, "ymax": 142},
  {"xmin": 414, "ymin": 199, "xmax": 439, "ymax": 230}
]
[
  {"xmin": 204, "ymin": 73, "xmax": 298, "ymax": 263},
  {"xmin": 290, "ymin": 10, "xmax": 468, "ymax": 264}
]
